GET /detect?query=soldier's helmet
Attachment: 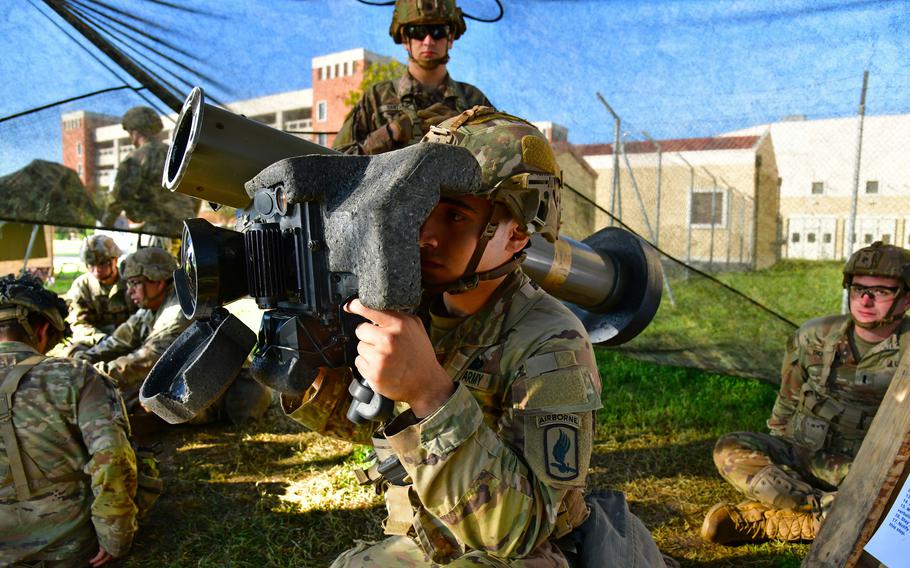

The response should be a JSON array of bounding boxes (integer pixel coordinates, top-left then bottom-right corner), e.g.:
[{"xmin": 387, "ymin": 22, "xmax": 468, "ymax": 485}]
[
  {"xmin": 389, "ymin": 0, "xmax": 466, "ymax": 44},
  {"xmin": 0, "ymin": 273, "xmax": 70, "ymax": 340},
  {"xmin": 121, "ymin": 106, "xmax": 163, "ymax": 136},
  {"xmin": 842, "ymin": 241, "xmax": 910, "ymax": 289},
  {"xmin": 422, "ymin": 106, "xmax": 562, "ymax": 242},
  {"xmin": 80, "ymin": 234, "xmax": 123, "ymax": 266},
  {"xmin": 122, "ymin": 247, "xmax": 177, "ymax": 282}
]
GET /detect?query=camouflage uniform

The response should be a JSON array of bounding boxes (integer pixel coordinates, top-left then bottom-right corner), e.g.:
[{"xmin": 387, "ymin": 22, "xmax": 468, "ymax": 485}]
[
  {"xmin": 103, "ymin": 139, "xmax": 199, "ymax": 236},
  {"xmin": 713, "ymin": 314, "xmax": 909, "ymax": 515},
  {"xmin": 64, "ymin": 273, "xmax": 134, "ymax": 347},
  {"xmin": 333, "ymin": 72, "xmax": 491, "ymax": 156},
  {"xmin": 0, "ymin": 274, "xmax": 137, "ymax": 566},
  {"xmin": 76, "ymin": 283, "xmax": 187, "ymax": 411},
  {"xmin": 287, "ymin": 270, "xmax": 603, "ymax": 566}
]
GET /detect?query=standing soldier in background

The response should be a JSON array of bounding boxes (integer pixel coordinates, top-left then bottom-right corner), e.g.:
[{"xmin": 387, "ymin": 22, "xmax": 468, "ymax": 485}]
[
  {"xmin": 333, "ymin": 0, "xmax": 491, "ymax": 155},
  {"xmin": 0, "ymin": 273, "xmax": 137, "ymax": 567},
  {"xmin": 59, "ymin": 234, "xmax": 135, "ymax": 355},
  {"xmin": 101, "ymin": 106, "xmax": 199, "ymax": 237},
  {"xmin": 703, "ymin": 241, "xmax": 910, "ymax": 545}
]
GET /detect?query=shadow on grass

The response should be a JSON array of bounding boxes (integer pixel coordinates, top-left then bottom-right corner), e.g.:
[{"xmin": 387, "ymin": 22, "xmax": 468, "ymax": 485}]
[
  {"xmin": 126, "ymin": 478, "xmax": 386, "ymax": 568},
  {"xmin": 591, "ymin": 437, "xmax": 719, "ymax": 482}
]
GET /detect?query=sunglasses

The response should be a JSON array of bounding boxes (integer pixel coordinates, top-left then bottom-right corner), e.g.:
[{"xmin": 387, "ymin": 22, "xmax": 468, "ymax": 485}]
[
  {"xmin": 848, "ymin": 284, "xmax": 901, "ymax": 301},
  {"xmin": 405, "ymin": 24, "xmax": 450, "ymax": 41},
  {"xmin": 126, "ymin": 278, "xmax": 146, "ymax": 289}
]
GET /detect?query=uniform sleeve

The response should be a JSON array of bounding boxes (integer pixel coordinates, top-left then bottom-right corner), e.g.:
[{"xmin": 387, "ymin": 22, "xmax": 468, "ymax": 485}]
[
  {"xmin": 101, "ymin": 306, "xmax": 187, "ymax": 394},
  {"xmin": 384, "ymin": 335, "xmax": 602, "ymax": 559},
  {"xmin": 282, "ymin": 366, "xmax": 375, "ymax": 445},
  {"xmin": 79, "ymin": 312, "xmax": 144, "ymax": 364},
  {"xmin": 767, "ymin": 331, "xmax": 805, "ymax": 437},
  {"xmin": 103, "ymin": 156, "xmax": 141, "ymax": 225},
  {"xmin": 77, "ymin": 367, "xmax": 138, "ymax": 557},
  {"xmin": 66, "ymin": 277, "xmax": 105, "ymax": 343},
  {"xmin": 332, "ymin": 90, "xmax": 396, "ymax": 156}
]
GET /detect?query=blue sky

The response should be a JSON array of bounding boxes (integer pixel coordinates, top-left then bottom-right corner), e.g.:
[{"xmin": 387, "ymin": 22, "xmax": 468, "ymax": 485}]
[{"xmin": 1, "ymin": 0, "xmax": 907, "ymax": 173}]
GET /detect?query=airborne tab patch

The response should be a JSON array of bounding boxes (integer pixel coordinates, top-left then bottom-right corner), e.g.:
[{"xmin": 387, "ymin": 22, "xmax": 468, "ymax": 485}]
[
  {"xmin": 544, "ymin": 425, "xmax": 579, "ymax": 481},
  {"xmin": 536, "ymin": 413, "xmax": 580, "ymax": 429}
]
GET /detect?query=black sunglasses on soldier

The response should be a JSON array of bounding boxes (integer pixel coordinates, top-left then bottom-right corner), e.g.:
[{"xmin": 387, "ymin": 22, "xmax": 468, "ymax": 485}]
[{"xmin": 405, "ymin": 24, "xmax": 450, "ymax": 41}]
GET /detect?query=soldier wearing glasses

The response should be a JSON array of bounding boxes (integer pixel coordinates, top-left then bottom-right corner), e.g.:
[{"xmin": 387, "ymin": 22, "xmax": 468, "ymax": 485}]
[
  {"xmin": 702, "ymin": 241, "xmax": 910, "ymax": 545},
  {"xmin": 333, "ymin": 0, "xmax": 491, "ymax": 155}
]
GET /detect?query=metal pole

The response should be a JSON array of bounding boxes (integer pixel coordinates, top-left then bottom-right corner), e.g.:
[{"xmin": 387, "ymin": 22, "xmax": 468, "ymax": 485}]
[
  {"xmin": 721, "ymin": 182, "xmax": 732, "ymax": 266},
  {"xmin": 702, "ymin": 168, "xmax": 718, "ymax": 271},
  {"xmin": 678, "ymin": 154, "xmax": 696, "ymax": 265},
  {"xmin": 842, "ymin": 70, "xmax": 870, "ymax": 314},
  {"xmin": 739, "ymin": 194, "xmax": 746, "ymax": 263},
  {"xmin": 620, "ymin": 144, "xmax": 656, "ymax": 241},
  {"xmin": 617, "ymin": 137, "xmax": 675, "ymax": 306},
  {"xmin": 597, "ymin": 93, "xmax": 622, "ymax": 227},
  {"xmin": 642, "ymin": 132, "xmax": 662, "ymax": 247},
  {"xmin": 22, "ymin": 225, "xmax": 41, "ymax": 273}
]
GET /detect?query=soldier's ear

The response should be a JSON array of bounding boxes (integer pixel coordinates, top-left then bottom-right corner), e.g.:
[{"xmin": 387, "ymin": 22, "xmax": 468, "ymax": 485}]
[{"xmin": 505, "ymin": 221, "xmax": 530, "ymax": 254}]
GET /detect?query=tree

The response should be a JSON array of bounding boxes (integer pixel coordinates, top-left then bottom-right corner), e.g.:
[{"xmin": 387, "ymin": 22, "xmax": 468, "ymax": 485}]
[{"xmin": 344, "ymin": 59, "xmax": 405, "ymax": 107}]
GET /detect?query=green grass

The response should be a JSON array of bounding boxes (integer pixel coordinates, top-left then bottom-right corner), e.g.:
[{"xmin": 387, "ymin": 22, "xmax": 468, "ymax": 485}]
[
  {"xmin": 113, "ymin": 260, "xmax": 845, "ymax": 566},
  {"xmin": 48, "ymin": 270, "xmax": 79, "ymax": 294}
]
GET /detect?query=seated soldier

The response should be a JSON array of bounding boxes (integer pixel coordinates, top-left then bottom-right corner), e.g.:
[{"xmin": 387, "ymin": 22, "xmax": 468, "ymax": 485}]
[
  {"xmin": 0, "ymin": 273, "xmax": 137, "ymax": 567},
  {"xmin": 281, "ymin": 108, "xmax": 667, "ymax": 566},
  {"xmin": 702, "ymin": 241, "xmax": 910, "ymax": 544},
  {"xmin": 76, "ymin": 247, "xmax": 271, "ymax": 425},
  {"xmin": 60, "ymin": 234, "xmax": 135, "ymax": 355}
]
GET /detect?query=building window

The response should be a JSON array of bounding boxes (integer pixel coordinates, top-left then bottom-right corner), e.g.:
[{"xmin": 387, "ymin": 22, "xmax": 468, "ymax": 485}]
[
  {"xmin": 864, "ymin": 233, "xmax": 874, "ymax": 244},
  {"xmin": 343, "ymin": 61, "xmax": 349, "ymax": 76},
  {"xmin": 866, "ymin": 180, "xmax": 879, "ymax": 194},
  {"xmin": 334, "ymin": 63, "xmax": 340, "ymax": 78},
  {"xmin": 76, "ymin": 141, "xmax": 83, "ymax": 156},
  {"xmin": 807, "ymin": 233, "xmax": 816, "ymax": 243},
  {"xmin": 792, "ymin": 233, "xmax": 800, "ymax": 243},
  {"xmin": 317, "ymin": 133, "xmax": 328, "ymax": 146},
  {"xmin": 882, "ymin": 234, "xmax": 891, "ymax": 244},
  {"xmin": 690, "ymin": 190, "xmax": 725, "ymax": 227},
  {"xmin": 811, "ymin": 181, "xmax": 824, "ymax": 195},
  {"xmin": 317, "ymin": 67, "xmax": 323, "ymax": 81},
  {"xmin": 823, "ymin": 233, "xmax": 832, "ymax": 244},
  {"xmin": 317, "ymin": 101, "xmax": 327, "ymax": 122},
  {"xmin": 77, "ymin": 164, "xmax": 83, "ymax": 176}
]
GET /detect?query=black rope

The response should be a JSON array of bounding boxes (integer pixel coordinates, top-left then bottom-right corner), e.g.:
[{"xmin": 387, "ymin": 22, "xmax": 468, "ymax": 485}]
[
  {"xmin": 464, "ymin": 0, "xmax": 504, "ymax": 23},
  {"xmin": 562, "ymin": 181, "xmax": 799, "ymax": 329},
  {"xmin": 0, "ymin": 86, "xmax": 144, "ymax": 124}
]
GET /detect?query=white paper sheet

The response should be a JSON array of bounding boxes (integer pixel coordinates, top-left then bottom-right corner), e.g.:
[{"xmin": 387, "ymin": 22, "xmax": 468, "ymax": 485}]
[{"xmin": 864, "ymin": 472, "xmax": 910, "ymax": 567}]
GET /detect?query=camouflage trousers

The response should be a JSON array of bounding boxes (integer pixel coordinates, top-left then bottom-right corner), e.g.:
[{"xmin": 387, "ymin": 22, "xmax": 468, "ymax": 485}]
[
  {"xmin": 330, "ymin": 536, "xmax": 570, "ymax": 568},
  {"xmin": 713, "ymin": 431, "xmax": 844, "ymax": 515}
]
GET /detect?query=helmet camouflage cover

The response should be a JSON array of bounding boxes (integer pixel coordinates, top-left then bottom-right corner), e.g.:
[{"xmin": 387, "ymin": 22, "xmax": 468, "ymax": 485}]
[
  {"xmin": 80, "ymin": 234, "xmax": 123, "ymax": 266},
  {"xmin": 121, "ymin": 106, "xmax": 163, "ymax": 136},
  {"xmin": 422, "ymin": 106, "xmax": 562, "ymax": 242},
  {"xmin": 0, "ymin": 273, "xmax": 70, "ymax": 339},
  {"xmin": 389, "ymin": 0, "xmax": 466, "ymax": 43},
  {"xmin": 122, "ymin": 247, "xmax": 177, "ymax": 282},
  {"xmin": 842, "ymin": 241, "xmax": 910, "ymax": 289}
]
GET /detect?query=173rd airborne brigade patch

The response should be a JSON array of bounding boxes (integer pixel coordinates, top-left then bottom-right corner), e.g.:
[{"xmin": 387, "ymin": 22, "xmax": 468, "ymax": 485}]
[{"xmin": 539, "ymin": 414, "xmax": 580, "ymax": 480}]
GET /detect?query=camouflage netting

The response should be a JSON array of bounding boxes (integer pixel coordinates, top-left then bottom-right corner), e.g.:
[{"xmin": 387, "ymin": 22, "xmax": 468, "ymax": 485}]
[
  {"xmin": 0, "ymin": 159, "xmax": 98, "ymax": 227},
  {"xmin": 1, "ymin": 1, "xmax": 903, "ymax": 387}
]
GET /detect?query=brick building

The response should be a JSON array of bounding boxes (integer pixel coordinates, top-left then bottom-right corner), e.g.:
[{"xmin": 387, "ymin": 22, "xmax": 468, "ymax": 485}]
[{"xmin": 62, "ymin": 48, "xmax": 393, "ymax": 194}]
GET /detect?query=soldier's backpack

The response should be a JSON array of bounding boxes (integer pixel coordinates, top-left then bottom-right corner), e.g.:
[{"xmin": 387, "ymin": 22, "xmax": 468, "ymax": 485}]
[{"xmin": 0, "ymin": 354, "xmax": 161, "ymax": 516}]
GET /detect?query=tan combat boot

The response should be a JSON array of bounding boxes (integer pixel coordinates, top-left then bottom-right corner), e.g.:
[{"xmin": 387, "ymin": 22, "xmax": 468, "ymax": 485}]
[{"xmin": 700, "ymin": 500, "xmax": 818, "ymax": 545}]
